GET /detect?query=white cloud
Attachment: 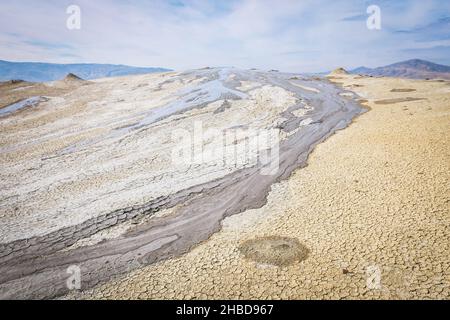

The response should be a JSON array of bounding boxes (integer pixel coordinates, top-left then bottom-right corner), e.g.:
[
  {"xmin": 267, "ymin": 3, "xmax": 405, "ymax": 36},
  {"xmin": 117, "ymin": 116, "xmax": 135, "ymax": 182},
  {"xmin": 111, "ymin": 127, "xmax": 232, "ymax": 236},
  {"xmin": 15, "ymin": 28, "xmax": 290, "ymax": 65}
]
[{"xmin": 0, "ymin": 0, "xmax": 449, "ymax": 72}]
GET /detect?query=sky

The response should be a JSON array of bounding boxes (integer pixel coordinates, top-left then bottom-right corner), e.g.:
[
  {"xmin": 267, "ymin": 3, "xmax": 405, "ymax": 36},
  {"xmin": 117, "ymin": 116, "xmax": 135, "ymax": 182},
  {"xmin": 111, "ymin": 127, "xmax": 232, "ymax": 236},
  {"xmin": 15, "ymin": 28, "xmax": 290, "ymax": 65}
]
[{"xmin": 1, "ymin": 0, "xmax": 450, "ymax": 72}]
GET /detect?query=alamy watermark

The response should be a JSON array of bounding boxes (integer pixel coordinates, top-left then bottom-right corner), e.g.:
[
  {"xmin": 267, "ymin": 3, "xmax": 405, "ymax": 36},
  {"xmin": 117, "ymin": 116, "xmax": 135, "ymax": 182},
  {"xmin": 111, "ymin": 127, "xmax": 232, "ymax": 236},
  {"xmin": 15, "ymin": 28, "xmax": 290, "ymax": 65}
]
[
  {"xmin": 171, "ymin": 121, "xmax": 280, "ymax": 176},
  {"xmin": 366, "ymin": 265, "xmax": 382, "ymax": 290},
  {"xmin": 366, "ymin": 5, "xmax": 381, "ymax": 30},
  {"xmin": 66, "ymin": 5, "xmax": 81, "ymax": 30},
  {"xmin": 66, "ymin": 265, "xmax": 81, "ymax": 290}
]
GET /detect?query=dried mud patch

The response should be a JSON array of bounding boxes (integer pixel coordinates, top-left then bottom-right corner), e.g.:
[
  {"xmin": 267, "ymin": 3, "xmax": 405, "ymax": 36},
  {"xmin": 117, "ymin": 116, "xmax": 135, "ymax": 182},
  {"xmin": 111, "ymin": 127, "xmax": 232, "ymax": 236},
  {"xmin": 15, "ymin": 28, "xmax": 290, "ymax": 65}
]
[
  {"xmin": 374, "ymin": 97, "xmax": 426, "ymax": 105},
  {"xmin": 390, "ymin": 88, "xmax": 417, "ymax": 93},
  {"xmin": 238, "ymin": 236, "xmax": 309, "ymax": 267}
]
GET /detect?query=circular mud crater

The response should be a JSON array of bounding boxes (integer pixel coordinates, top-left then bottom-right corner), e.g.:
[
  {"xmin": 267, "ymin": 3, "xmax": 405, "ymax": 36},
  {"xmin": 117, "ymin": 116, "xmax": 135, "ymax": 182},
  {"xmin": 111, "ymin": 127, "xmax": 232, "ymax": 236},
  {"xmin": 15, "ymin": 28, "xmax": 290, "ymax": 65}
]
[{"xmin": 238, "ymin": 236, "xmax": 309, "ymax": 267}]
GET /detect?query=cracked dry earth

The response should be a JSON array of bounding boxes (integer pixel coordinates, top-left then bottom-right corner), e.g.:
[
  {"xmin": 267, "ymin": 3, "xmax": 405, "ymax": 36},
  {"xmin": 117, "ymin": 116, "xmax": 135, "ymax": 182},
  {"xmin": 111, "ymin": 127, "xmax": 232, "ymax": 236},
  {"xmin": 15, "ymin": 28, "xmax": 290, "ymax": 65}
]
[
  {"xmin": 1, "ymin": 69, "xmax": 449, "ymax": 300},
  {"xmin": 67, "ymin": 75, "xmax": 449, "ymax": 300},
  {"xmin": 0, "ymin": 68, "xmax": 362, "ymax": 299}
]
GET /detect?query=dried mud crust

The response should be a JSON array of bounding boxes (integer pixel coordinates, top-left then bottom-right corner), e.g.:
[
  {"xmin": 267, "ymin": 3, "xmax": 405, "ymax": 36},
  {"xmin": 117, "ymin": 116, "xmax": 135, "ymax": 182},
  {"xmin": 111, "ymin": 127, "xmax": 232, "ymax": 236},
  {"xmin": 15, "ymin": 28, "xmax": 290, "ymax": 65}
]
[
  {"xmin": 0, "ymin": 68, "xmax": 362, "ymax": 299},
  {"xmin": 66, "ymin": 76, "xmax": 449, "ymax": 300}
]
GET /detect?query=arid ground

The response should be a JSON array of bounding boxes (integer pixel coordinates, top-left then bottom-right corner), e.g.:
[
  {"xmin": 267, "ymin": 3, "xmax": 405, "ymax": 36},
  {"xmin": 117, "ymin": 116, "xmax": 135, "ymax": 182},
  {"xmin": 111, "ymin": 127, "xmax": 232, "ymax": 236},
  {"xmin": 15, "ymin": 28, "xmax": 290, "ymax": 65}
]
[
  {"xmin": 73, "ymin": 74, "xmax": 450, "ymax": 300},
  {"xmin": 0, "ymin": 69, "xmax": 448, "ymax": 299}
]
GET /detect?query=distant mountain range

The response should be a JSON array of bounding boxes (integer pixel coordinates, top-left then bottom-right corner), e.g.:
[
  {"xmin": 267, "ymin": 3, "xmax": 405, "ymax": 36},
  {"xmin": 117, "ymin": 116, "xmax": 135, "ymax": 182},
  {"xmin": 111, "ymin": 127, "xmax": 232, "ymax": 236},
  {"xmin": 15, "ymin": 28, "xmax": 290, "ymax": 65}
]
[
  {"xmin": 0, "ymin": 60, "xmax": 172, "ymax": 82},
  {"xmin": 350, "ymin": 59, "xmax": 450, "ymax": 80}
]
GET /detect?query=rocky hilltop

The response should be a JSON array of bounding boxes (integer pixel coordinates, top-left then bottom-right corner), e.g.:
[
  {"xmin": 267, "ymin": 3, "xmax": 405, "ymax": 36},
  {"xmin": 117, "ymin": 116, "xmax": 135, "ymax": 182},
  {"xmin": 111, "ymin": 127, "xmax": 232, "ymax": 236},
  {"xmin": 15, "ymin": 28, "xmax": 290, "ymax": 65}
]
[{"xmin": 350, "ymin": 59, "xmax": 450, "ymax": 79}]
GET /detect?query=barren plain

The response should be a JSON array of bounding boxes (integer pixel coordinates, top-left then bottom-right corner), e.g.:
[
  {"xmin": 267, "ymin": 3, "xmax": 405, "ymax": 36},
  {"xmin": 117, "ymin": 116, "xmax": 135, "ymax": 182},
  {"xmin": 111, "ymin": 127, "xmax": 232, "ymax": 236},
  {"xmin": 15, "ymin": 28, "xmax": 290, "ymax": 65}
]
[
  {"xmin": 0, "ymin": 68, "xmax": 448, "ymax": 299},
  {"xmin": 73, "ymin": 74, "xmax": 450, "ymax": 300}
]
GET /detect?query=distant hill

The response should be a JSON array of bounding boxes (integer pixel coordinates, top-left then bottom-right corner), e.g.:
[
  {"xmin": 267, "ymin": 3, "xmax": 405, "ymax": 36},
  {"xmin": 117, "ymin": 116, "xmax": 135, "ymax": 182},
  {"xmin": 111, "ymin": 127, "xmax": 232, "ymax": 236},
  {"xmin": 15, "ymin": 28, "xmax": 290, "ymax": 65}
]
[
  {"xmin": 328, "ymin": 67, "xmax": 349, "ymax": 76},
  {"xmin": 0, "ymin": 60, "xmax": 172, "ymax": 82},
  {"xmin": 350, "ymin": 66, "xmax": 373, "ymax": 74},
  {"xmin": 350, "ymin": 59, "xmax": 450, "ymax": 80}
]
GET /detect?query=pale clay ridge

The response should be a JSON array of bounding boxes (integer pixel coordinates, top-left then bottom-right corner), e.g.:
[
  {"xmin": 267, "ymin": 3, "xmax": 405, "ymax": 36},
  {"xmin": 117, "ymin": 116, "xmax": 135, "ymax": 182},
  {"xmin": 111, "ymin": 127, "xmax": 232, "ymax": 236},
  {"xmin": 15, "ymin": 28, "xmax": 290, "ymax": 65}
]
[{"xmin": 0, "ymin": 68, "xmax": 363, "ymax": 299}]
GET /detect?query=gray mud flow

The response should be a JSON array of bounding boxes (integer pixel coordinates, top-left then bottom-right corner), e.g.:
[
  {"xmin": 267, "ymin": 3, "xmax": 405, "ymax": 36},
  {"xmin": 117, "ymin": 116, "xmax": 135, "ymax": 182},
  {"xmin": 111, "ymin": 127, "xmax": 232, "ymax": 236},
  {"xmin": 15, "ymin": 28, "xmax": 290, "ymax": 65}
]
[{"xmin": 0, "ymin": 68, "xmax": 364, "ymax": 299}]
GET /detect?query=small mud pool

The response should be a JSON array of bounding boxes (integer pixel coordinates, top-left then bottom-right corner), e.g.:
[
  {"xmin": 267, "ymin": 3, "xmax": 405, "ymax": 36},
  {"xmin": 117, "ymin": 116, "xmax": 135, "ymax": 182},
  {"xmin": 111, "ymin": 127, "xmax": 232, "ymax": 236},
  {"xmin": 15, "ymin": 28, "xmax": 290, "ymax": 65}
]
[
  {"xmin": 0, "ymin": 96, "xmax": 46, "ymax": 117},
  {"xmin": 390, "ymin": 88, "xmax": 417, "ymax": 93},
  {"xmin": 374, "ymin": 97, "xmax": 426, "ymax": 104},
  {"xmin": 238, "ymin": 236, "xmax": 309, "ymax": 267}
]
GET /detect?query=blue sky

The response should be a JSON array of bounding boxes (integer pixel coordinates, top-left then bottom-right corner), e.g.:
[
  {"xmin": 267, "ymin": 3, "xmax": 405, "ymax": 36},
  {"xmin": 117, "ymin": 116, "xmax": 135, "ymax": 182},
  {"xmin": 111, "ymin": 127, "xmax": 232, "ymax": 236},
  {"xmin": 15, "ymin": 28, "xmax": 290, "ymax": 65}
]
[{"xmin": 1, "ymin": 0, "xmax": 449, "ymax": 72}]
